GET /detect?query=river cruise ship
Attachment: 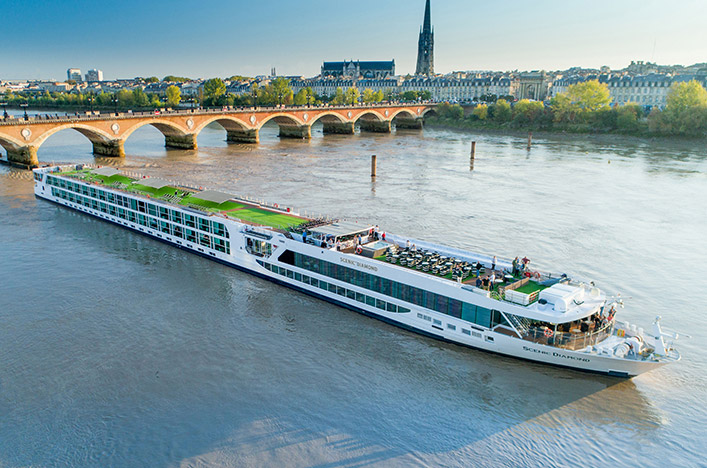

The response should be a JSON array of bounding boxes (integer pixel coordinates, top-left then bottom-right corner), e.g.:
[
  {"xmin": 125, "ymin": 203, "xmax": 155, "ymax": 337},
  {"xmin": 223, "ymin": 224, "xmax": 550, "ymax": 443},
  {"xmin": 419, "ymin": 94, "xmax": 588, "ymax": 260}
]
[{"xmin": 33, "ymin": 164, "xmax": 681, "ymax": 377}]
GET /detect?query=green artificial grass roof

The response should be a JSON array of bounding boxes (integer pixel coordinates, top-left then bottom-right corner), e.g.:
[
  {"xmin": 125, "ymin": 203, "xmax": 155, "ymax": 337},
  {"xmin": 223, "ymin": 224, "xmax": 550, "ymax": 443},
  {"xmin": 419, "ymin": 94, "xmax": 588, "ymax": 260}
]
[
  {"xmin": 180, "ymin": 196, "xmax": 244, "ymax": 211},
  {"xmin": 227, "ymin": 207, "xmax": 303, "ymax": 229},
  {"xmin": 63, "ymin": 168, "xmax": 304, "ymax": 229},
  {"xmin": 515, "ymin": 281, "xmax": 547, "ymax": 295}
]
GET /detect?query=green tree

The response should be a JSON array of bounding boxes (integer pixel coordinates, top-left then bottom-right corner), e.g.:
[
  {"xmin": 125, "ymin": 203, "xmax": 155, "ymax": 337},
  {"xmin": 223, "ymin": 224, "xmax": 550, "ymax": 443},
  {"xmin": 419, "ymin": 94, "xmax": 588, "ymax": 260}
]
[
  {"xmin": 344, "ymin": 87, "xmax": 360, "ymax": 105},
  {"xmin": 331, "ymin": 87, "xmax": 345, "ymax": 105},
  {"xmin": 362, "ymin": 89, "xmax": 376, "ymax": 103},
  {"xmin": 293, "ymin": 89, "xmax": 308, "ymax": 106},
  {"xmin": 163, "ymin": 75, "xmax": 191, "ymax": 83},
  {"xmin": 552, "ymin": 80, "xmax": 611, "ymax": 123},
  {"xmin": 117, "ymin": 89, "xmax": 134, "ymax": 108},
  {"xmin": 293, "ymin": 87, "xmax": 315, "ymax": 106},
  {"xmin": 666, "ymin": 80, "xmax": 707, "ymax": 111},
  {"xmin": 373, "ymin": 90, "xmax": 385, "ymax": 103},
  {"xmin": 146, "ymin": 76, "xmax": 159, "ymax": 83},
  {"xmin": 550, "ymin": 93, "xmax": 576, "ymax": 123},
  {"xmin": 568, "ymin": 80, "xmax": 611, "ymax": 112},
  {"xmin": 659, "ymin": 80, "xmax": 707, "ymax": 135},
  {"xmin": 436, "ymin": 102, "xmax": 464, "ymax": 120},
  {"xmin": 400, "ymin": 91, "xmax": 420, "ymax": 102},
  {"xmin": 615, "ymin": 104, "xmax": 642, "ymax": 132},
  {"xmin": 203, "ymin": 78, "xmax": 226, "ymax": 105},
  {"xmin": 269, "ymin": 77, "xmax": 293, "ymax": 105},
  {"xmin": 472, "ymin": 104, "xmax": 488, "ymax": 120},
  {"xmin": 513, "ymin": 99, "xmax": 544, "ymax": 124},
  {"xmin": 562, "ymin": 80, "xmax": 612, "ymax": 115},
  {"xmin": 227, "ymin": 75, "xmax": 252, "ymax": 82},
  {"xmin": 493, "ymin": 99, "xmax": 512, "ymax": 123},
  {"xmin": 249, "ymin": 83, "xmax": 261, "ymax": 106},
  {"xmin": 132, "ymin": 88, "xmax": 149, "ymax": 107},
  {"xmin": 165, "ymin": 85, "xmax": 181, "ymax": 107}
]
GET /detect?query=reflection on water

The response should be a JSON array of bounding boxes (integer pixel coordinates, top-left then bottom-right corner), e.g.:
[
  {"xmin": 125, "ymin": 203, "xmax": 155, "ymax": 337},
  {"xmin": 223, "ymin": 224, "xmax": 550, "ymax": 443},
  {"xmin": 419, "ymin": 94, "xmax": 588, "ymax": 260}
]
[{"xmin": 0, "ymin": 122, "xmax": 705, "ymax": 467}]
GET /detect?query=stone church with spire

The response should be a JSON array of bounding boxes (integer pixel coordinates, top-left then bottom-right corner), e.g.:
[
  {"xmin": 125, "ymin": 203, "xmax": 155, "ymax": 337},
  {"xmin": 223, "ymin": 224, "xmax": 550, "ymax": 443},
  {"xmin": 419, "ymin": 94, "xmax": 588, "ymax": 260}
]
[{"xmin": 415, "ymin": 0, "xmax": 434, "ymax": 75}]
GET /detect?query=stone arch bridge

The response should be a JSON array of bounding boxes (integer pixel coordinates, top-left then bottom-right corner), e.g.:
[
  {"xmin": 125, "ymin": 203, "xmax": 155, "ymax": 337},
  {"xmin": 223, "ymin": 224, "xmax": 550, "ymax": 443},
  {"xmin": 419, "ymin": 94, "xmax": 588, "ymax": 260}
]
[{"xmin": 0, "ymin": 104, "xmax": 435, "ymax": 167}]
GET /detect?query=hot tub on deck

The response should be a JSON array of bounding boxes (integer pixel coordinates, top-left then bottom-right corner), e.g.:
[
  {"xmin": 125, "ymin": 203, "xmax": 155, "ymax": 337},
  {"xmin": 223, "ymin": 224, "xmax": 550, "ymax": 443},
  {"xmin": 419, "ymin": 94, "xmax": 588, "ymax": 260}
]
[{"xmin": 360, "ymin": 240, "xmax": 390, "ymax": 258}]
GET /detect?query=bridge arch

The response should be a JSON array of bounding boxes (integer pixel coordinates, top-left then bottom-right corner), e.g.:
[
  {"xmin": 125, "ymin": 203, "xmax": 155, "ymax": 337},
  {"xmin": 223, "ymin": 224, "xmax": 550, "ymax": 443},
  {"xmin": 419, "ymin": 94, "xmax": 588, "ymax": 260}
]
[
  {"xmin": 389, "ymin": 108, "xmax": 418, "ymax": 120},
  {"xmin": 33, "ymin": 123, "xmax": 114, "ymax": 148},
  {"xmin": 308, "ymin": 111, "xmax": 348, "ymax": 126},
  {"xmin": 120, "ymin": 119, "xmax": 189, "ymax": 141},
  {"xmin": 193, "ymin": 115, "xmax": 251, "ymax": 135},
  {"xmin": 420, "ymin": 107, "xmax": 438, "ymax": 118},
  {"xmin": 256, "ymin": 113, "xmax": 306, "ymax": 130},
  {"xmin": 0, "ymin": 134, "xmax": 24, "ymax": 154},
  {"xmin": 353, "ymin": 110, "xmax": 386, "ymax": 123}
]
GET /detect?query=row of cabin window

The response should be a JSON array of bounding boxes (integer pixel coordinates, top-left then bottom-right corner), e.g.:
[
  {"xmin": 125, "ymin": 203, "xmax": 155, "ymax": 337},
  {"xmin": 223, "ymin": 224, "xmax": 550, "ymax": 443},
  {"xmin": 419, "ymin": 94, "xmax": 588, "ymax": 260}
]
[
  {"xmin": 51, "ymin": 187, "xmax": 230, "ymax": 254},
  {"xmin": 245, "ymin": 238, "xmax": 273, "ymax": 257},
  {"xmin": 48, "ymin": 177, "xmax": 228, "ymax": 238},
  {"xmin": 285, "ymin": 251, "xmax": 507, "ymax": 329},
  {"xmin": 417, "ymin": 313, "xmax": 484, "ymax": 339},
  {"xmin": 257, "ymin": 261, "xmax": 411, "ymax": 314}
]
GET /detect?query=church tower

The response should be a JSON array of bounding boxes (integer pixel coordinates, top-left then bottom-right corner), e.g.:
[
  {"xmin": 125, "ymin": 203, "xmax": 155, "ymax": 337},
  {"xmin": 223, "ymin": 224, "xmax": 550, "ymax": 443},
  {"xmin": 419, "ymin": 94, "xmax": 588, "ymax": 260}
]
[{"xmin": 415, "ymin": 0, "xmax": 434, "ymax": 75}]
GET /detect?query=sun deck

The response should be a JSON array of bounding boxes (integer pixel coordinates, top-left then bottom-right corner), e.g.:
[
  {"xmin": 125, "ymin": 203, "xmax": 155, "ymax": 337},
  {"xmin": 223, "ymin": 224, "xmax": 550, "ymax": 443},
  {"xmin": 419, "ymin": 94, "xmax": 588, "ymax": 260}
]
[
  {"xmin": 356, "ymin": 238, "xmax": 554, "ymax": 307},
  {"xmin": 57, "ymin": 166, "xmax": 307, "ymax": 231}
]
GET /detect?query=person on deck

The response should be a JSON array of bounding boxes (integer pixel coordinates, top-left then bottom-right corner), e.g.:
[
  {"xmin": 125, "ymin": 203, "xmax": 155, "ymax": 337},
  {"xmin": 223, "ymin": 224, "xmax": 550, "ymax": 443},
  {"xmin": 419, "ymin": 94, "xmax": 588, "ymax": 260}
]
[
  {"xmin": 492, "ymin": 256, "xmax": 497, "ymax": 272},
  {"xmin": 522, "ymin": 256, "xmax": 530, "ymax": 272},
  {"xmin": 489, "ymin": 272, "xmax": 496, "ymax": 291}
]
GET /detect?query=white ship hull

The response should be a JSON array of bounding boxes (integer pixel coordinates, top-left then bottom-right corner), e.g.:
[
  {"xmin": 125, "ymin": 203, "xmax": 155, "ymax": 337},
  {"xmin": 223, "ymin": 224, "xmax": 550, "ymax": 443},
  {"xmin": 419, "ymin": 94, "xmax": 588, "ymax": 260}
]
[{"xmin": 33, "ymin": 166, "xmax": 679, "ymax": 377}]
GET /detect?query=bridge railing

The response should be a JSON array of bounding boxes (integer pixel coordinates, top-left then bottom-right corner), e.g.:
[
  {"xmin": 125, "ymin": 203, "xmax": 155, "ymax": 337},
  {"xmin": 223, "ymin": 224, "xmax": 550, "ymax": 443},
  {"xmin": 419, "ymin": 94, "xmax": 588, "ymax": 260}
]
[{"xmin": 0, "ymin": 102, "xmax": 435, "ymax": 126}]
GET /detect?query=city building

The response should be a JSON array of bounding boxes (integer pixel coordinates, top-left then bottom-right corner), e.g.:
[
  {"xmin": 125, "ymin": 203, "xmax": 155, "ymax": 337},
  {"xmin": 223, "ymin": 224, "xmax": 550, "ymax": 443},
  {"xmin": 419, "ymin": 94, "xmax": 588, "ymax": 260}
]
[
  {"xmin": 85, "ymin": 69, "xmax": 104, "ymax": 82},
  {"xmin": 321, "ymin": 60, "xmax": 396, "ymax": 79},
  {"xmin": 415, "ymin": 0, "xmax": 434, "ymax": 75},
  {"xmin": 67, "ymin": 68, "xmax": 82, "ymax": 82},
  {"xmin": 550, "ymin": 72, "xmax": 707, "ymax": 109},
  {"xmin": 517, "ymin": 71, "xmax": 552, "ymax": 101},
  {"xmin": 400, "ymin": 76, "xmax": 515, "ymax": 101}
]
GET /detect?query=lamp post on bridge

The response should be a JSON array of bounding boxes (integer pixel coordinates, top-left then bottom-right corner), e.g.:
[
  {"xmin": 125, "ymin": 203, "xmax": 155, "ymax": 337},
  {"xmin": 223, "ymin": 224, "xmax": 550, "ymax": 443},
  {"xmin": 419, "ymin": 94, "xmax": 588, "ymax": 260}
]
[
  {"xmin": 111, "ymin": 95, "xmax": 118, "ymax": 116},
  {"xmin": 20, "ymin": 102, "xmax": 28, "ymax": 121},
  {"xmin": 251, "ymin": 87, "xmax": 258, "ymax": 109},
  {"xmin": 87, "ymin": 93, "xmax": 94, "ymax": 113}
]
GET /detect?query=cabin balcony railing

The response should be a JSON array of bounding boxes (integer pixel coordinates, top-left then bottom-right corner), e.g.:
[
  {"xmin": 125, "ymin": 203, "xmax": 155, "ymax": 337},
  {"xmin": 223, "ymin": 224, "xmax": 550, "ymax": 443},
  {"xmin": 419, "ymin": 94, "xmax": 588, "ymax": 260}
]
[{"xmin": 524, "ymin": 321, "xmax": 614, "ymax": 351}]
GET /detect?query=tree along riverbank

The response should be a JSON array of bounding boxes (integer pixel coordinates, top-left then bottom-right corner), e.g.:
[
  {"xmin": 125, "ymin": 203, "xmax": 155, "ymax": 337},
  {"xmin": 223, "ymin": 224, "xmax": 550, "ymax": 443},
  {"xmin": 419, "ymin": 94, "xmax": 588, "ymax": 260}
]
[
  {"xmin": 423, "ymin": 117, "xmax": 707, "ymax": 143},
  {"xmin": 423, "ymin": 116, "xmax": 704, "ymax": 141},
  {"xmin": 429, "ymin": 79, "xmax": 707, "ymax": 140}
]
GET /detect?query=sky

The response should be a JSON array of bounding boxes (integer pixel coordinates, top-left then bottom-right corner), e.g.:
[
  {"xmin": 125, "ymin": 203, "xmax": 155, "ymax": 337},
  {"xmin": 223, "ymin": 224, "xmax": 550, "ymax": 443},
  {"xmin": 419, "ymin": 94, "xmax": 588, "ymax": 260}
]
[{"xmin": 2, "ymin": 0, "xmax": 706, "ymax": 81}]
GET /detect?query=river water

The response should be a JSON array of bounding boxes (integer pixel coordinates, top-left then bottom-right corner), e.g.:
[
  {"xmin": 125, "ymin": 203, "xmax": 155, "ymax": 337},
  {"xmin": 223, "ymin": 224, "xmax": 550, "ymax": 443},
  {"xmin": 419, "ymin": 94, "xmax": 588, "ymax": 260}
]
[{"xmin": 1, "ymin": 118, "xmax": 705, "ymax": 467}]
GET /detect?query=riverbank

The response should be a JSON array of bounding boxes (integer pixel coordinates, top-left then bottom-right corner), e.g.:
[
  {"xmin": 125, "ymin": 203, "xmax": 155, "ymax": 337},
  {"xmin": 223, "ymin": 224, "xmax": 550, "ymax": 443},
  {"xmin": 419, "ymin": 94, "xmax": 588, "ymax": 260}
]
[{"xmin": 424, "ymin": 116, "xmax": 707, "ymax": 142}]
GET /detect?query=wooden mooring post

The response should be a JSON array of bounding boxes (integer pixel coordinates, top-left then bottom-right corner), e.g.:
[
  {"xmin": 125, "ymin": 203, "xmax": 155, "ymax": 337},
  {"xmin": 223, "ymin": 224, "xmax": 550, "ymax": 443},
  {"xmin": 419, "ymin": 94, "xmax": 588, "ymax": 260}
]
[
  {"xmin": 470, "ymin": 141, "xmax": 476, "ymax": 170},
  {"xmin": 371, "ymin": 154, "xmax": 377, "ymax": 177},
  {"xmin": 527, "ymin": 132, "xmax": 533, "ymax": 150}
]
